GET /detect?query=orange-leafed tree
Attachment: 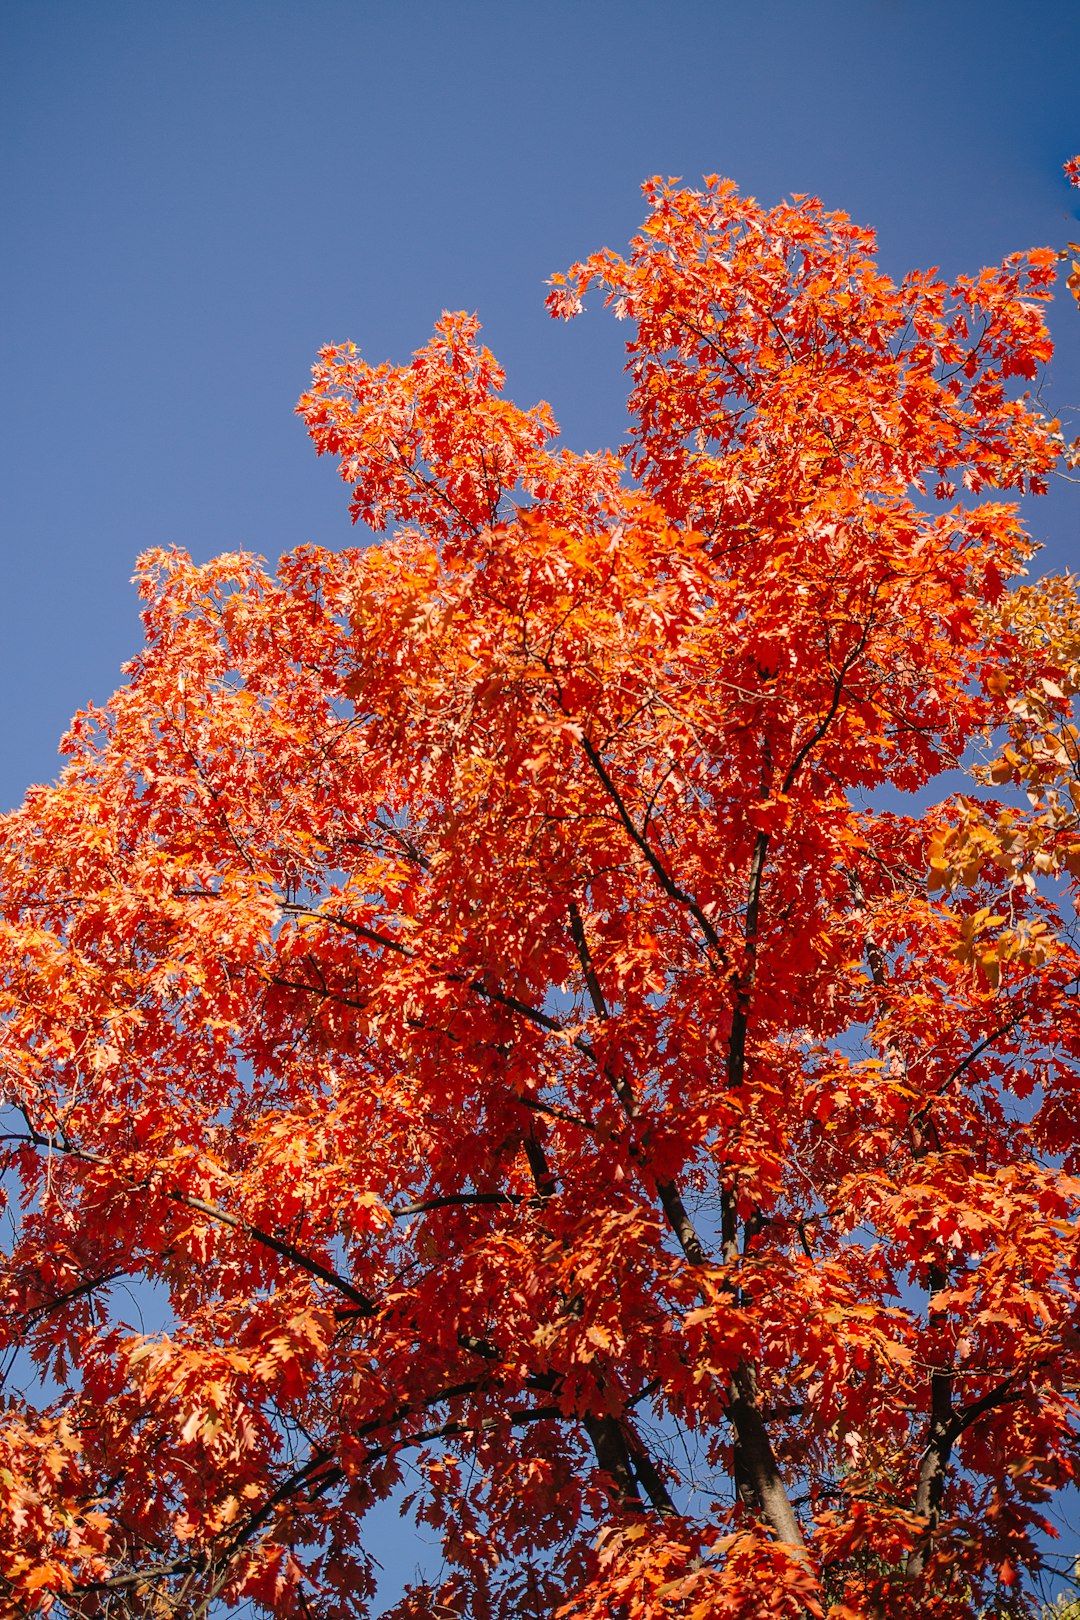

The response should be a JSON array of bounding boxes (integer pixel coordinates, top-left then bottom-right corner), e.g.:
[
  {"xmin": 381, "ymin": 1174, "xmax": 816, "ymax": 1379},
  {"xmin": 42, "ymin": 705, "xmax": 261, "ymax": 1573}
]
[{"xmin": 2, "ymin": 171, "xmax": 1080, "ymax": 1620}]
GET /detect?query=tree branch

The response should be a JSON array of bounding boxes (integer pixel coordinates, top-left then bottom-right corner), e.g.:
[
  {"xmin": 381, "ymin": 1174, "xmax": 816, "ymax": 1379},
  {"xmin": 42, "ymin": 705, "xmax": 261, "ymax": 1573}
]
[
  {"xmin": 391, "ymin": 1191, "xmax": 520, "ymax": 1217},
  {"xmin": 575, "ymin": 732, "xmax": 729, "ymax": 964},
  {"xmin": 10, "ymin": 1129, "xmax": 374, "ymax": 1313}
]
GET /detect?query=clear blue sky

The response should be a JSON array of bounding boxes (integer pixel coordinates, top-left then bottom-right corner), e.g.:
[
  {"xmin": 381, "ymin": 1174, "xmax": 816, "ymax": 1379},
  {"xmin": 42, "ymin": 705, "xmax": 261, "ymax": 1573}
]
[{"xmin": 2, "ymin": 0, "xmax": 1078, "ymax": 816}]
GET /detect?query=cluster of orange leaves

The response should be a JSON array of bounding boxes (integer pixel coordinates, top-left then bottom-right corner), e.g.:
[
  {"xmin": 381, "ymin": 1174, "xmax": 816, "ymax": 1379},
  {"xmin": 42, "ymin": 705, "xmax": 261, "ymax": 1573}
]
[{"xmin": 1, "ymin": 165, "xmax": 1080, "ymax": 1619}]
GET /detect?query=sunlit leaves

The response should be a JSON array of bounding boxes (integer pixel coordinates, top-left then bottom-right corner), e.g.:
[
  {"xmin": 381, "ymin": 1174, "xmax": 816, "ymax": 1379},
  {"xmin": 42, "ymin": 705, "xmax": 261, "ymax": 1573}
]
[{"xmin": 1, "ymin": 174, "xmax": 1079, "ymax": 1619}]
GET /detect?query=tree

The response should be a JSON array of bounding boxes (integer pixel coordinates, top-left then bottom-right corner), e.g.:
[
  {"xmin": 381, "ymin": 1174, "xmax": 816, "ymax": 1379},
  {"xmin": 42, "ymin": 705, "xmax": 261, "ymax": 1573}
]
[{"xmin": 1, "ymin": 169, "xmax": 1079, "ymax": 1620}]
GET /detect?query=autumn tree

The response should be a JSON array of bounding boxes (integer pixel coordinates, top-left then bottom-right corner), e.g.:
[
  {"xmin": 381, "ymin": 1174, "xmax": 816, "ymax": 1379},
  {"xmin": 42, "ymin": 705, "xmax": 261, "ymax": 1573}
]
[{"xmin": 2, "ymin": 168, "xmax": 1080, "ymax": 1620}]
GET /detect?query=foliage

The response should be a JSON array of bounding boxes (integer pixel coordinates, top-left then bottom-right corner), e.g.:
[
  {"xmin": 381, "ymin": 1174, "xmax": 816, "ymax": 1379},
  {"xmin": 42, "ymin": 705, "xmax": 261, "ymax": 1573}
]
[
  {"xmin": 1042, "ymin": 1587, "xmax": 1080, "ymax": 1620},
  {"xmin": 2, "ymin": 166, "xmax": 1080, "ymax": 1619}
]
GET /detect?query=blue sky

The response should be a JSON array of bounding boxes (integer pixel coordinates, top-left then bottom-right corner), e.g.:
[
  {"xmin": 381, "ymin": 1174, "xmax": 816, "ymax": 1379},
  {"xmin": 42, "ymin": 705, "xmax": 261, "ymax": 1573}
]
[{"xmin": 3, "ymin": 1, "xmax": 1079, "ymax": 809}]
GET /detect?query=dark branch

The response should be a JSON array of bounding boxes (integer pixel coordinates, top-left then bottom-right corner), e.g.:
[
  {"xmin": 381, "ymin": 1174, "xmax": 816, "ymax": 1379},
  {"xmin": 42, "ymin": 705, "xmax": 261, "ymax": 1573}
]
[
  {"xmin": 10, "ymin": 1130, "xmax": 374, "ymax": 1313},
  {"xmin": 576, "ymin": 732, "xmax": 729, "ymax": 963},
  {"xmin": 391, "ymin": 1191, "xmax": 521, "ymax": 1217}
]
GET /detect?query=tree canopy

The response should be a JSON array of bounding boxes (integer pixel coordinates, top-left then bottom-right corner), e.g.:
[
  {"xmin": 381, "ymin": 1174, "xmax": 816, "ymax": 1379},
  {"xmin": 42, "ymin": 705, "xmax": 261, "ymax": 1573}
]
[{"xmin": 2, "ymin": 169, "xmax": 1080, "ymax": 1620}]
